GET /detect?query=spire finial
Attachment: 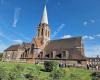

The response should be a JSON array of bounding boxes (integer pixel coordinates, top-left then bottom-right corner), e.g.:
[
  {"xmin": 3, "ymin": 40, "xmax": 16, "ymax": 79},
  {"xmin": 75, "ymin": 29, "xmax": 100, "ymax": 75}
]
[{"xmin": 41, "ymin": 1, "xmax": 48, "ymax": 24}]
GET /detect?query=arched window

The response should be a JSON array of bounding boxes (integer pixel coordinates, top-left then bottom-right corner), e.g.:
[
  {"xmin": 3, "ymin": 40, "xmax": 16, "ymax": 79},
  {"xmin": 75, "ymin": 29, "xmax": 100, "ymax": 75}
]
[
  {"xmin": 56, "ymin": 54, "xmax": 62, "ymax": 58},
  {"xmin": 51, "ymin": 52, "xmax": 53, "ymax": 58},
  {"xmin": 45, "ymin": 29, "xmax": 48, "ymax": 37},
  {"xmin": 21, "ymin": 54, "xmax": 23, "ymax": 58},
  {"xmin": 41, "ymin": 28, "xmax": 44, "ymax": 36},
  {"xmin": 48, "ymin": 31, "xmax": 50, "ymax": 37},
  {"xmin": 45, "ymin": 54, "xmax": 49, "ymax": 58},
  {"xmin": 38, "ymin": 29, "xmax": 40, "ymax": 37},
  {"xmin": 62, "ymin": 51, "xmax": 66, "ymax": 59},
  {"xmin": 37, "ymin": 52, "xmax": 43, "ymax": 58},
  {"xmin": 40, "ymin": 52, "xmax": 43, "ymax": 58}
]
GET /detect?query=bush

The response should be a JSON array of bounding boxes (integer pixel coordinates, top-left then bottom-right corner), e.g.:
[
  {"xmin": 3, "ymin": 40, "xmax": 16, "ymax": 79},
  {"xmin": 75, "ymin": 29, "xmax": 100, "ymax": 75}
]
[
  {"xmin": 7, "ymin": 65, "xmax": 25, "ymax": 80},
  {"xmin": 52, "ymin": 61, "xmax": 59, "ymax": 70},
  {"xmin": 44, "ymin": 61, "xmax": 53, "ymax": 72},
  {"xmin": 50, "ymin": 68, "xmax": 65, "ymax": 80},
  {"xmin": 15, "ymin": 64, "xmax": 25, "ymax": 72},
  {"xmin": 24, "ymin": 73, "xmax": 33, "ymax": 80},
  {"xmin": 8, "ymin": 72, "xmax": 17, "ymax": 80},
  {"xmin": 0, "ymin": 53, "xmax": 3, "ymax": 61},
  {"xmin": 23, "ymin": 65, "xmax": 41, "ymax": 80},
  {"xmin": 0, "ymin": 66, "xmax": 8, "ymax": 80},
  {"xmin": 91, "ymin": 72, "xmax": 100, "ymax": 80},
  {"xmin": 44, "ymin": 61, "xmax": 58, "ymax": 72}
]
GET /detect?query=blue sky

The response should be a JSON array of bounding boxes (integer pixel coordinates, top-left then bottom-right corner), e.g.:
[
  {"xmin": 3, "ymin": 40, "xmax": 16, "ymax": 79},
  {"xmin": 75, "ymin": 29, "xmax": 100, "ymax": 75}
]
[{"xmin": 0, "ymin": 0, "xmax": 100, "ymax": 57}]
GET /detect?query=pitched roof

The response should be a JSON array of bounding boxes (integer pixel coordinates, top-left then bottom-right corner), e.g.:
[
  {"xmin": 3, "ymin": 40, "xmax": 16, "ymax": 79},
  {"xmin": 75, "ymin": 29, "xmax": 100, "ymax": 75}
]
[
  {"xmin": 4, "ymin": 43, "xmax": 31, "ymax": 51},
  {"xmin": 18, "ymin": 42, "xmax": 31, "ymax": 50},
  {"xmin": 45, "ymin": 37, "xmax": 82, "ymax": 51},
  {"xmin": 4, "ymin": 44, "xmax": 20, "ymax": 51},
  {"xmin": 44, "ymin": 37, "xmax": 86, "ymax": 60}
]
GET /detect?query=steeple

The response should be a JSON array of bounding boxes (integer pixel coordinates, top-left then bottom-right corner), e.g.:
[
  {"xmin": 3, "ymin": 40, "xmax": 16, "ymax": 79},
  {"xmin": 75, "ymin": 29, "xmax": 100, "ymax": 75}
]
[
  {"xmin": 41, "ymin": 5, "xmax": 48, "ymax": 24},
  {"xmin": 36, "ymin": 3, "xmax": 50, "ymax": 47}
]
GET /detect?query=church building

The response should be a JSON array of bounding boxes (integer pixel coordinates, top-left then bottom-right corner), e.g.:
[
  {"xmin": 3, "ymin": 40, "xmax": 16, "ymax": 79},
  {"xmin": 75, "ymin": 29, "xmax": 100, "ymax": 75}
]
[{"xmin": 2, "ymin": 5, "xmax": 86, "ymax": 65}]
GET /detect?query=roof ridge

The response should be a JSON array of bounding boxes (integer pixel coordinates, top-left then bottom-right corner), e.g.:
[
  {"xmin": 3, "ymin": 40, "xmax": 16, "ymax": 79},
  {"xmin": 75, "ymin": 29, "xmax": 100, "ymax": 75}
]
[{"xmin": 51, "ymin": 36, "xmax": 82, "ymax": 42}]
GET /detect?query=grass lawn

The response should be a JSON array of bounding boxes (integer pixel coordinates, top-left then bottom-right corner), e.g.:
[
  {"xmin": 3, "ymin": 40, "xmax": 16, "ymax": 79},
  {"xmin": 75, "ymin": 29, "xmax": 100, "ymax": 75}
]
[{"xmin": 0, "ymin": 62, "xmax": 92, "ymax": 80}]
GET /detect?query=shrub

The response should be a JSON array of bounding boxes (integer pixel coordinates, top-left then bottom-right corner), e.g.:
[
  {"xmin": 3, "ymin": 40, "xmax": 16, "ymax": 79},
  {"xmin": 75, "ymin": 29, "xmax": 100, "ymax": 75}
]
[
  {"xmin": 91, "ymin": 72, "xmax": 100, "ymax": 80},
  {"xmin": 0, "ymin": 66, "xmax": 8, "ymax": 80},
  {"xmin": 44, "ymin": 61, "xmax": 59, "ymax": 72},
  {"xmin": 0, "ymin": 53, "xmax": 3, "ymax": 61},
  {"xmin": 8, "ymin": 72, "xmax": 16, "ymax": 80},
  {"xmin": 52, "ymin": 61, "xmax": 59, "ymax": 70},
  {"xmin": 50, "ymin": 68, "xmax": 65, "ymax": 80},
  {"xmin": 24, "ymin": 73, "xmax": 33, "ymax": 80},
  {"xmin": 44, "ymin": 61, "xmax": 53, "ymax": 72},
  {"xmin": 15, "ymin": 64, "xmax": 25, "ymax": 72},
  {"xmin": 23, "ymin": 65, "xmax": 41, "ymax": 80},
  {"xmin": 7, "ymin": 65, "xmax": 25, "ymax": 80}
]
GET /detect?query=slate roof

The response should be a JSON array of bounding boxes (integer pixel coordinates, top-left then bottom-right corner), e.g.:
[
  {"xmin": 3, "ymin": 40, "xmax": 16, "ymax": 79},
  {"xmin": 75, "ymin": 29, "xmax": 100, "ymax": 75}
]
[
  {"xmin": 4, "ymin": 43, "xmax": 31, "ymax": 51},
  {"xmin": 45, "ymin": 37, "xmax": 82, "ymax": 51},
  {"xmin": 4, "ymin": 44, "xmax": 20, "ymax": 51},
  {"xmin": 44, "ymin": 37, "xmax": 86, "ymax": 60}
]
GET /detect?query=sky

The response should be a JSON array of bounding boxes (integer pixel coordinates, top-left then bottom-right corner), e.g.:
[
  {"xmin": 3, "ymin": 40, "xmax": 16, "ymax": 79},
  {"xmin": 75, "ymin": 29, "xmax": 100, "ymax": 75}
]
[{"xmin": 0, "ymin": 0, "xmax": 100, "ymax": 57}]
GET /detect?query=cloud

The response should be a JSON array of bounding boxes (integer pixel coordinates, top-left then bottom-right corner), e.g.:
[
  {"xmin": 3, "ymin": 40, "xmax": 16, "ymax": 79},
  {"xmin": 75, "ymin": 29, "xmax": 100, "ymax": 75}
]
[
  {"xmin": 90, "ymin": 19, "xmax": 95, "ymax": 23},
  {"xmin": 83, "ymin": 21, "xmax": 88, "ymax": 26},
  {"xmin": 83, "ymin": 34, "xmax": 100, "ymax": 40},
  {"xmin": 83, "ymin": 35, "xmax": 95, "ymax": 40},
  {"xmin": 62, "ymin": 35, "xmax": 72, "ymax": 39},
  {"xmin": 0, "ymin": 28, "xmax": 30, "ymax": 44},
  {"xmin": 0, "ymin": 32, "xmax": 4, "ymax": 37},
  {"xmin": 13, "ymin": 39, "xmax": 23, "ymax": 44},
  {"xmin": 0, "ymin": 43, "xmax": 8, "ymax": 52},
  {"xmin": 83, "ymin": 19, "xmax": 95, "ymax": 26},
  {"xmin": 0, "ymin": 31, "xmax": 12, "ymax": 42},
  {"xmin": 96, "ymin": 34, "xmax": 100, "ymax": 37},
  {"xmin": 52, "ymin": 24, "xmax": 65, "ymax": 39},
  {"xmin": 12, "ymin": 8, "xmax": 21, "ymax": 27},
  {"xmin": 85, "ymin": 45, "xmax": 100, "ymax": 57}
]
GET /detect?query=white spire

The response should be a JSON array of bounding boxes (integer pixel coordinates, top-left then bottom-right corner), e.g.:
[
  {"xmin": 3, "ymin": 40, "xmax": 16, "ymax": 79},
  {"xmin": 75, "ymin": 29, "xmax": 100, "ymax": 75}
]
[{"xmin": 41, "ymin": 5, "xmax": 48, "ymax": 24}]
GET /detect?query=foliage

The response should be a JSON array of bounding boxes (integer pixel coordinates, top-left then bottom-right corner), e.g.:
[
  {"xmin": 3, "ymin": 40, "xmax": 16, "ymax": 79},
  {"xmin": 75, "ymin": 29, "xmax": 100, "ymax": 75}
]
[
  {"xmin": 50, "ymin": 68, "xmax": 66, "ymax": 80},
  {"xmin": 52, "ymin": 61, "xmax": 59, "ymax": 70},
  {"xmin": 0, "ymin": 66, "xmax": 8, "ymax": 80},
  {"xmin": 24, "ymin": 73, "xmax": 33, "ymax": 80},
  {"xmin": 44, "ymin": 61, "xmax": 59, "ymax": 72},
  {"xmin": 0, "ymin": 62, "xmax": 92, "ymax": 80},
  {"xmin": 44, "ymin": 61, "xmax": 53, "ymax": 72},
  {"xmin": 0, "ymin": 53, "xmax": 3, "ymax": 61},
  {"xmin": 23, "ymin": 65, "xmax": 41, "ymax": 80},
  {"xmin": 7, "ymin": 71, "xmax": 17, "ymax": 80},
  {"xmin": 91, "ymin": 72, "xmax": 100, "ymax": 80},
  {"xmin": 69, "ymin": 73, "xmax": 83, "ymax": 80}
]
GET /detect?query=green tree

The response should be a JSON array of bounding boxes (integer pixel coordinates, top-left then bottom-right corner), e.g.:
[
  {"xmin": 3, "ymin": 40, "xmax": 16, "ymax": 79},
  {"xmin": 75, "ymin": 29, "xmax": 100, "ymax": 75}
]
[{"xmin": 0, "ymin": 53, "xmax": 3, "ymax": 61}]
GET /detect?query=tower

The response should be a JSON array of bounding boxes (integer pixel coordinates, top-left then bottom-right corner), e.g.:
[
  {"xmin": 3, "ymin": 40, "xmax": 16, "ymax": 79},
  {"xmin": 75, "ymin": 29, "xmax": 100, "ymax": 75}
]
[
  {"xmin": 31, "ymin": 4, "xmax": 50, "ymax": 61},
  {"xmin": 32, "ymin": 4, "xmax": 50, "ymax": 54},
  {"xmin": 36, "ymin": 5, "xmax": 50, "ymax": 46}
]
